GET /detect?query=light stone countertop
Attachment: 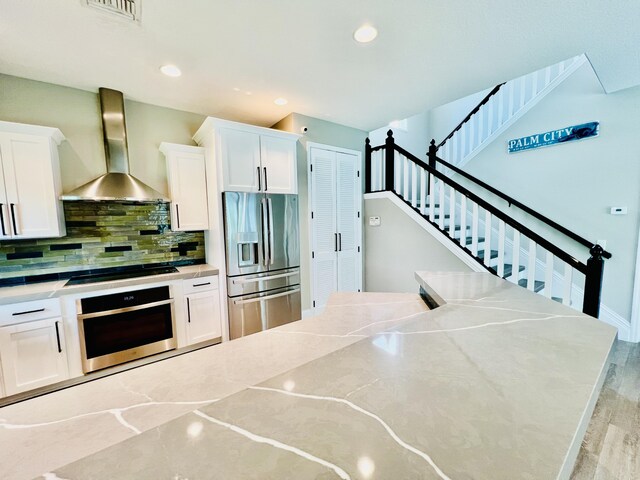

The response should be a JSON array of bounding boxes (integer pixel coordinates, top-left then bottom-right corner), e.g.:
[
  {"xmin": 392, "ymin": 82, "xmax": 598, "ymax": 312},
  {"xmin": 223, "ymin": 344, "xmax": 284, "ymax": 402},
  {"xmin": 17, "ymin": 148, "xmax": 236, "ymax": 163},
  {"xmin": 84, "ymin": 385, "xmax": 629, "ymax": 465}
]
[
  {"xmin": 0, "ymin": 264, "xmax": 219, "ymax": 305},
  {"xmin": 0, "ymin": 273, "xmax": 617, "ymax": 480},
  {"xmin": 0, "ymin": 291, "xmax": 428, "ymax": 480}
]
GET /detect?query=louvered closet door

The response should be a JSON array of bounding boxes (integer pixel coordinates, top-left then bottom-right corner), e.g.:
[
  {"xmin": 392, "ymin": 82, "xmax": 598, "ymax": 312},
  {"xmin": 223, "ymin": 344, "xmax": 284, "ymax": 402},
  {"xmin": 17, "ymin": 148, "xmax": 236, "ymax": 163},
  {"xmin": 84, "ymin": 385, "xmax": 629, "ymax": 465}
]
[
  {"xmin": 336, "ymin": 152, "xmax": 359, "ymax": 292},
  {"xmin": 310, "ymin": 148, "xmax": 337, "ymax": 308}
]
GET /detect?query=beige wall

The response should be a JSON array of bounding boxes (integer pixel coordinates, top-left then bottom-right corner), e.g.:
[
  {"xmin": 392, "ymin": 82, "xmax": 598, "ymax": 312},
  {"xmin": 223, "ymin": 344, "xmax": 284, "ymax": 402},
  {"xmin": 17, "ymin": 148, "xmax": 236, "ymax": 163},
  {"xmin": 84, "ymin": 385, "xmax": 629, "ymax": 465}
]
[
  {"xmin": 364, "ymin": 197, "xmax": 471, "ymax": 292},
  {"xmin": 273, "ymin": 113, "xmax": 368, "ymax": 310},
  {"xmin": 0, "ymin": 74, "xmax": 205, "ymax": 195}
]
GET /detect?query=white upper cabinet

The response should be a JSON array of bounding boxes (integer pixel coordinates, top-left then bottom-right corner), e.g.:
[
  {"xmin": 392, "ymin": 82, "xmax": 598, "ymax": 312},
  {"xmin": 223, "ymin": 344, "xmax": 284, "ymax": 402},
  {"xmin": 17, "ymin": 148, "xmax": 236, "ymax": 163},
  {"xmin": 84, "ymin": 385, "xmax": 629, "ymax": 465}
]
[
  {"xmin": 160, "ymin": 143, "xmax": 209, "ymax": 231},
  {"xmin": 260, "ymin": 135, "xmax": 297, "ymax": 194},
  {"xmin": 194, "ymin": 118, "xmax": 299, "ymax": 194},
  {"xmin": 0, "ymin": 121, "xmax": 66, "ymax": 239}
]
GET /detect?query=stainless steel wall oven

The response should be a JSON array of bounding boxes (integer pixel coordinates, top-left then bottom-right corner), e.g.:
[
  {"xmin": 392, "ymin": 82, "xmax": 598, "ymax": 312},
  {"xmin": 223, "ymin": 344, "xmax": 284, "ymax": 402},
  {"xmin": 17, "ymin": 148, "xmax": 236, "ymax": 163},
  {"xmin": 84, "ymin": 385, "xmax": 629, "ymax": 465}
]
[{"xmin": 77, "ymin": 286, "xmax": 176, "ymax": 373}]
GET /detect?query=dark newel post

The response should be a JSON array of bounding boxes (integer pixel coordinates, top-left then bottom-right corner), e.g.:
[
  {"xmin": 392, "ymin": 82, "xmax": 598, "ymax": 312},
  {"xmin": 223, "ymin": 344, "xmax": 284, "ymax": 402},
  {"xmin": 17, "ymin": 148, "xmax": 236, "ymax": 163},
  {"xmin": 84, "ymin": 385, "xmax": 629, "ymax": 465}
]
[
  {"xmin": 427, "ymin": 139, "xmax": 437, "ymax": 194},
  {"xmin": 385, "ymin": 130, "xmax": 395, "ymax": 191},
  {"xmin": 583, "ymin": 244, "xmax": 605, "ymax": 318},
  {"xmin": 364, "ymin": 137, "xmax": 372, "ymax": 193}
]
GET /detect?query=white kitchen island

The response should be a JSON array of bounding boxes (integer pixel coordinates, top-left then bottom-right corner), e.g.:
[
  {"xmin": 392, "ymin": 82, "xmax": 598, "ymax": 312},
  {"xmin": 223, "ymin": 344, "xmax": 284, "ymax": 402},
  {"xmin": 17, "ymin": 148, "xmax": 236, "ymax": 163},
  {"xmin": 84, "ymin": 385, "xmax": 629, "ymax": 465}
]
[{"xmin": 0, "ymin": 272, "xmax": 615, "ymax": 479}]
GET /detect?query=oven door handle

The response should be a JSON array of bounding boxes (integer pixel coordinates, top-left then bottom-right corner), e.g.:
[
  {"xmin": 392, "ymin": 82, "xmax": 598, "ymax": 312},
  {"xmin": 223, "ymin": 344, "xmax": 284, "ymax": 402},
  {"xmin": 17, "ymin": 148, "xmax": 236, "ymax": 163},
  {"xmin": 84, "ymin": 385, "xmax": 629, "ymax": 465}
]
[
  {"xmin": 77, "ymin": 299, "xmax": 174, "ymax": 320},
  {"xmin": 233, "ymin": 288, "xmax": 300, "ymax": 305},
  {"xmin": 232, "ymin": 271, "xmax": 298, "ymax": 285}
]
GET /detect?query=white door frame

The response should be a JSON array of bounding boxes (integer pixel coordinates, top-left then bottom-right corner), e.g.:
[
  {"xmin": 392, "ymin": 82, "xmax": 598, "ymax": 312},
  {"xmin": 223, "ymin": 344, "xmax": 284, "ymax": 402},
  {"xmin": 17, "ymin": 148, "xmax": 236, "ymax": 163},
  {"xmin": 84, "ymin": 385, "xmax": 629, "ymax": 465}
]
[
  {"xmin": 629, "ymin": 236, "xmax": 640, "ymax": 342},
  {"xmin": 307, "ymin": 142, "xmax": 363, "ymax": 313}
]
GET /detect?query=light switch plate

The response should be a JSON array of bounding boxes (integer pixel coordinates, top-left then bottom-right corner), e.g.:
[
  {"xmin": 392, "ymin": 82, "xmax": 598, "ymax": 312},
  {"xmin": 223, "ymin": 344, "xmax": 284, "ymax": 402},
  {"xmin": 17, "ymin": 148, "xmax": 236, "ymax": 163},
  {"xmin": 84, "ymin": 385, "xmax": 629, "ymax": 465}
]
[
  {"xmin": 369, "ymin": 216, "xmax": 381, "ymax": 227},
  {"xmin": 610, "ymin": 207, "xmax": 627, "ymax": 215}
]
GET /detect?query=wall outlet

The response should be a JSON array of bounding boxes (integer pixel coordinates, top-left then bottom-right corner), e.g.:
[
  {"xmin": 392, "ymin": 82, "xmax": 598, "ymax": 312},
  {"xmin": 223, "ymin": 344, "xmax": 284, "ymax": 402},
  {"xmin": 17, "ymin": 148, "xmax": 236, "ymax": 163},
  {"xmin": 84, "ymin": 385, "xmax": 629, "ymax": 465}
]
[{"xmin": 368, "ymin": 216, "xmax": 381, "ymax": 227}]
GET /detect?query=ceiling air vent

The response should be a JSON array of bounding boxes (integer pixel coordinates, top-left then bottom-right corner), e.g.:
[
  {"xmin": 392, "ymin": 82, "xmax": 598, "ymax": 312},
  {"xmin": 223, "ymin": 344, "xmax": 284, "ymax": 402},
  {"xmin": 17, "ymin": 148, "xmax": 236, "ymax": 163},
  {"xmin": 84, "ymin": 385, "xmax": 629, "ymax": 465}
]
[{"xmin": 85, "ymin": 0, "xmax": 141, "ymax": 22}]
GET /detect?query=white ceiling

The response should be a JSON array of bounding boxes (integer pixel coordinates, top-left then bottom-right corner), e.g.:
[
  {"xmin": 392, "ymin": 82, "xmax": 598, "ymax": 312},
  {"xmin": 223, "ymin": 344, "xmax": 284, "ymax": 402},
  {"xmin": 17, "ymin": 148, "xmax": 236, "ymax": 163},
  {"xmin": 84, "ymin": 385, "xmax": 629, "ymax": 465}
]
[{"xmin": 0, "ymin": 0, "xmax": 638, "ymax": 132}]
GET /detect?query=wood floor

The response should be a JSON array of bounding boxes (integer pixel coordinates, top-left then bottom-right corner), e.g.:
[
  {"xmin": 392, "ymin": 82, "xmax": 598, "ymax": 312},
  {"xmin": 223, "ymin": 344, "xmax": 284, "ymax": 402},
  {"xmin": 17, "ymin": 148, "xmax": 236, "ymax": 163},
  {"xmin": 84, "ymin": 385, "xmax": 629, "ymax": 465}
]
[{"xmin": 571, "ymin": 340, "xmax": 640, "ymax": 479}]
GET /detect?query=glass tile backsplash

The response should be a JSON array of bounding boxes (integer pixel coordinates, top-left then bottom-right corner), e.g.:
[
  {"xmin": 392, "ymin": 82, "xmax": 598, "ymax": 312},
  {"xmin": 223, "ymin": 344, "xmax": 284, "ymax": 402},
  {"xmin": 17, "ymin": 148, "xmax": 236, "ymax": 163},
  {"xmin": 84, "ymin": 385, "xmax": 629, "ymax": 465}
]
[{"xmin": 0, "ymin": 202, "xmax": 205, "ymax": 284}]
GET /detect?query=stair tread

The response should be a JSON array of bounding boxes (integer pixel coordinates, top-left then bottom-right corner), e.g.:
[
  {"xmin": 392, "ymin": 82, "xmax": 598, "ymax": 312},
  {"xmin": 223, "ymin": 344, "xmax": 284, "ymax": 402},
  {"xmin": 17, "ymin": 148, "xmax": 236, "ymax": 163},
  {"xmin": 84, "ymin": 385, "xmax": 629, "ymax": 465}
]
[
  {"xmin": 465, "ymin": 236, "xmax": 485, "ymax": 245},
  {"xmin": 477, "ymin": 249, "xmax": 498, "ymax": 259},
  {"xmin": 502, "ymin": 264, "xmax": 525, "ymax": 277},
  {"xmin": 518, "ymin": 278, "xmax": 545, "ymax": 293}
]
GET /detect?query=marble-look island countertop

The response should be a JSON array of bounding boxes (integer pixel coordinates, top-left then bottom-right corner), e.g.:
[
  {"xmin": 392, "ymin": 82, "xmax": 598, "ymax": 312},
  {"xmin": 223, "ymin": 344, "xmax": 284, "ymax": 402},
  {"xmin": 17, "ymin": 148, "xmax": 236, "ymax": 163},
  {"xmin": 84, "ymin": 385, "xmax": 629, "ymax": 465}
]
[
  {"xmin": 0, "ymin": 264, "xmax": 219, "ymax": 305},
  {"xmin": 30, "ymin": 272, "xmax": 617, "ymax": 480}
]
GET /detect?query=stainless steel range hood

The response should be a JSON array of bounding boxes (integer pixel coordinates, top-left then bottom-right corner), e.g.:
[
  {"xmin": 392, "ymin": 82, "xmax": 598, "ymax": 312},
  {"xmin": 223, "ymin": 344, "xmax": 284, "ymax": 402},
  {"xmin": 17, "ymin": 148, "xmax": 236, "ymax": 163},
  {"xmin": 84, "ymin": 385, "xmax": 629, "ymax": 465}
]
[{"xmin": 61, "ymin": 88, "xmax": 169, "ymax": 202}]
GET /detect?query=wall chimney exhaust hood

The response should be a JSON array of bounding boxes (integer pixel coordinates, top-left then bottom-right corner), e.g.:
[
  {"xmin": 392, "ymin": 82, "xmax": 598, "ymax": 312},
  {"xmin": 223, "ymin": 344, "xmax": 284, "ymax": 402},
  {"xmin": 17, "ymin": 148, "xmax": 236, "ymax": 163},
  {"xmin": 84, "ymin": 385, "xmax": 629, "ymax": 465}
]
[{"xmin": 61, "ymin": 88, "xmax": 169, "ymax": 202}]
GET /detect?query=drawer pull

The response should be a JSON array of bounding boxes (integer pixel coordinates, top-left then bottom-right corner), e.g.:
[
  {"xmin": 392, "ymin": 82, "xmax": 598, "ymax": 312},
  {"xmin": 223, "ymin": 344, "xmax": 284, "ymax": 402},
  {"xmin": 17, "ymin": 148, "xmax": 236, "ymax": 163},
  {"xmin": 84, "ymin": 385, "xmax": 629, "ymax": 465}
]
[
  {"xmin": 192, "ymin": 282, "xmax": 211, "ymax": 287},
  {"xmin": 12, "ymin": 308, "xmax": 46, "ymax": 316}
]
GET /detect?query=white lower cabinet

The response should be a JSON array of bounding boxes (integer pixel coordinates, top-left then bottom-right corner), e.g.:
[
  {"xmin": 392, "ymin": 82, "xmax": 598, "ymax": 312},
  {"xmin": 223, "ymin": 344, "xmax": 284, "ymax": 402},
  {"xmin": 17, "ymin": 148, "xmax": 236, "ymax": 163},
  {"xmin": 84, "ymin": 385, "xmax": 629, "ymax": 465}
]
[
  {"xmin": 0, "ymin": 317, "xmax": 69, "ymax": 396},
  {"xmin": 183, "ymin": 276, "xmax": 222, "ymax": 345}
]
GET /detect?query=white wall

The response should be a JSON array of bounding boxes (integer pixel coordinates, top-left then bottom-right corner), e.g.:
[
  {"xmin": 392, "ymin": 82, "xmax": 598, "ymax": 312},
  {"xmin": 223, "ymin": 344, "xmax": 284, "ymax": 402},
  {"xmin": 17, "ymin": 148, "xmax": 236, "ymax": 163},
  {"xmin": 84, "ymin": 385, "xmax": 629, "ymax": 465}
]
[{"xmin": 364, "ymin": 197, "xmax": 471, "ymax": 292}]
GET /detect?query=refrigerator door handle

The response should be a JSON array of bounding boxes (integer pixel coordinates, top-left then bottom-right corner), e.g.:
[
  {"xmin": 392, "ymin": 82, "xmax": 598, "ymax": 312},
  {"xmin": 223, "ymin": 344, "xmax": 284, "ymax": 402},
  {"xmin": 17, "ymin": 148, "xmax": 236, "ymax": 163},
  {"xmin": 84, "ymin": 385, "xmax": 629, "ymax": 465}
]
[
  {"xmin": 233, "ymin": 288, "xmax": 300, "ymax": 305},
  {"xmin": 261, "ymin": 198, "xmax": 269, "ymax": 266},
  {"xmin": 268, "ymin": 197, "xmax": 275, "ymax": 265},
  {"xmin": 232, "ymin": 271, "xmax": 298, "ymax": 285}
]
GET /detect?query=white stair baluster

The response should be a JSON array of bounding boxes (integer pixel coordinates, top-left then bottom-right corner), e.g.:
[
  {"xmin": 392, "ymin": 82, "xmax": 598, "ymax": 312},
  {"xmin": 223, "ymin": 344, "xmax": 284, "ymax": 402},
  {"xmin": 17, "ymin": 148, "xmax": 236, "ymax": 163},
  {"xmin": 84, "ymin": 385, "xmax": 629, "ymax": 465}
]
[
  {"xmin": 419, "ymin": 169, "xmax": 427, "ymax": 215},
  {"xmin": 460, "ymin": 127, "xmax": 467, "ymax": 160},
  {"xmin": 403, "ymin": 156, "xmax": 409, "ymax": 199},
  {"xmin": 507, "ymin": 81, "xmax": 515, "ymax": 116},
  {"xmin": 478, "ymin": 106, "xmax": 485, "ymax": 146},
  {"xmin": 544, "ymin": 65, "xmax": 552, "ymax": 88},
  {"xmin": 394, "ymin": 153, "xmax": 401, "ymax": 192},
  {"xmin": 498, "ymin": 89, "xmax": 505, "ymax": 126},
  {"xmin": 381, "ymin": 150, "xmax": 386, "ymax": 190},
  {"xmin": 563, "ymin": 263, "xmax": 573, "ymax": 306},
  {"xmin": 469, "ymin": 114, "xmax": 475, "ymax": 153},
  {"xmin": 459, "ymin": 195, "xmax": 467, "ymax": 247},
  {"xmin": 428, "ymin": 173, "xmax": 435, "ymax": 222},
  {"xmin": 544, "ymin": 251, "xmax": 554, "ymax": 298},
  {"xmin": 527, "ymin": 239, "xmax": 537, "ymax": 291},
  {"xmin": 484, "ymin": 210, "xmax": 492, "ymax": 267},
  {"xmin": 487, "ymin": 97, "xmax": 494, "ymax": 135},
  {"xmin": 497, "ymin": 220, "xmax": 506, "ymax": 277},
  {"xmin": 471, "ymin": 203, "xmax": 479, "ymax": 256},
  {"xmin": 438, "ymin": 178, "xmax": 446, "ymax": 230},
  {"xmin": 449, "ymin": 186, "xmax": 456, "ymax": 238},
  {"xmin": 510, "ymin": 230, "xmax": 520, "ymax": 283},
  {"xmin": 411, "ymin": 162, "xmax": 418, "ymax": 208},
  {"xmin": 519, "ymin": 76, "xmax": 526, "ymax": 110}
]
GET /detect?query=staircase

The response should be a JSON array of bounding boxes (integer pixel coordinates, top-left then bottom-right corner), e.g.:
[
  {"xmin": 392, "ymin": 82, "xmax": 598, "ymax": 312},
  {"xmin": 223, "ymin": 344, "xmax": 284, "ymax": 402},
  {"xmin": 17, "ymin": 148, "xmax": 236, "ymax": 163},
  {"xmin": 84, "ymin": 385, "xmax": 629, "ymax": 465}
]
[
  {"xmin": 437, "ymin": 54, "xmax": 587, "ymax": 169},
  {"xmin": 365, "ymin": 132, "xmax": 611, "ymax": 318}
]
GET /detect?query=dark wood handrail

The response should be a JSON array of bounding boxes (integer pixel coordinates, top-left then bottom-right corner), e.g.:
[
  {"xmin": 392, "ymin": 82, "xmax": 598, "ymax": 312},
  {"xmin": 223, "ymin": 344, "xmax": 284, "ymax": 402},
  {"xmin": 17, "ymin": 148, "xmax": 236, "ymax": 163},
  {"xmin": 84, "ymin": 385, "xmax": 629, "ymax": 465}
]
[
  {"xmin": 436, "ymin": 83, "xmax": 505, "ymax": 150},
  {"xmin": 393, "ymin": 144, "xmax": 587, "ymax": 273},
  {"xmin": 430, "ymin": 153, "xmax": 612, "ymax": 259}
]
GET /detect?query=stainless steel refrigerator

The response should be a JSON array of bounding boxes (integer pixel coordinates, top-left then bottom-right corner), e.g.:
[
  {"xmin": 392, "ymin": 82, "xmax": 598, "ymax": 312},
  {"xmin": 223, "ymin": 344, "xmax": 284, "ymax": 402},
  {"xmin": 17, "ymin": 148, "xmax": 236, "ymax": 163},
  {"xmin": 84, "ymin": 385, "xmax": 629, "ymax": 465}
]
[{"xmin": 223, "ymin": 191, "xmax": 301, "ymax": 339}]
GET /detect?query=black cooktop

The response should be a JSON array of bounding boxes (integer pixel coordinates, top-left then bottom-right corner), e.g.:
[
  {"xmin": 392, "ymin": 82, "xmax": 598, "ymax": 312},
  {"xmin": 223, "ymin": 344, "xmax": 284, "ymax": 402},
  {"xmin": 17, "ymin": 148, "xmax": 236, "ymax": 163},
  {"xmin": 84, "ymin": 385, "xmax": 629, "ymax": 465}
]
[{"xmin": 65, "ymin": 265, "xmax": 179, "ymax": 286}]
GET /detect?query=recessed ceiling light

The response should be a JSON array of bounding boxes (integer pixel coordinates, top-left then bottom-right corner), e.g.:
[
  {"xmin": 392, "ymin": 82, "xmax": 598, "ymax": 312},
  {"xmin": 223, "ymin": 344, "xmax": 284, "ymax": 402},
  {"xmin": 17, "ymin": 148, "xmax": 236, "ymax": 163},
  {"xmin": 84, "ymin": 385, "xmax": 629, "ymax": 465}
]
[
  {"xmin": 160, "ymin": 64, "xmax": 181, "ymax": 77},
  {"xmin": 233, "ymin": 87, "xmax": 240, "ymax": 91},
  {"xmin": 274, "ymin": 97, "xmax": 288, "ymax": 106},
  {"xmin": 354, "ymin": 25, "xmax": 377, "ymax": 43},
  {"xmin": 245, "ymin": 91, "xmax": 252, "ymax": 96}
]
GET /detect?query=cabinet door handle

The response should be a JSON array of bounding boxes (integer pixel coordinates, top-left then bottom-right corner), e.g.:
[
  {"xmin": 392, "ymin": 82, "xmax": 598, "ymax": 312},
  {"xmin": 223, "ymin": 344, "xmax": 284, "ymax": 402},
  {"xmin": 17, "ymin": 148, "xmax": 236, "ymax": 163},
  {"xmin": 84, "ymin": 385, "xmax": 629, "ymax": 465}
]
[
  {"xmin": 186, "ymin": 297, "xmax": 191, "ymax": 323},
  {"xmin": 193, "ymin": 282, "xmax": 210, "ymax": 287},
  {"xmin": 12, "ymin": 308, "xmax": 45, "ymax": 316},
  {"xmin": 175, "ymin": 203, "xmax": 181, "ymax": 229},
  {"xmin": 338, "ymin": 233, "xmax": 342, "ymax": 252},
  {"xmin": 263, "ymin": 167, "xmax": 268, "ymax": 191},
  {"xmin": 0, "ymin": 203, "xmax": 6, "ymax": 236},
  {"xmin": 334, "ymin": 233, "xmax": 338, "ymax": 252},
  {"xmin": 10, "ymin": 203, "xmax": 18, "ymax": 235},
  {"xmin": 54, "ymin": 321, "xmax": 62, "ymax": 353},
  {"xmin": 257, "ymin": 167, "xmax": 262, "ymax": 191}
]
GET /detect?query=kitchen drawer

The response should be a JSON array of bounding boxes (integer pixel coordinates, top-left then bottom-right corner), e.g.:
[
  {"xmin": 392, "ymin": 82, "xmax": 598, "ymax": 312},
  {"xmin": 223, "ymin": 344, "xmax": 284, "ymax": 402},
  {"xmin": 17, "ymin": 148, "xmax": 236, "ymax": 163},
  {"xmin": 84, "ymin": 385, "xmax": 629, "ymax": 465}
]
[
  {"xmin": 183, "ymin": 275, "xmax": 218, "ymax": 294},
  {"xmin": 0, "ymin": 298, "xmax": 62, "ymax": 327}
]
